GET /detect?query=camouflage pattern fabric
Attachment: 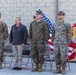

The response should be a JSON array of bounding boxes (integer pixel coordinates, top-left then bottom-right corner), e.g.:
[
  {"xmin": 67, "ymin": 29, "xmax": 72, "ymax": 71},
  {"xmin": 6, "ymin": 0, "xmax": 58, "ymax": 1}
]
[
  {"xmin": 0, "ymin": 21, "xmax": 8, "ymax": 63},
  {"xmin": 52, "ymin": 21, "xmax": 72, "ymax": 68},
  {"xmin": 29, "ymin": 19, "xmax": 49, "ymax": 64}
]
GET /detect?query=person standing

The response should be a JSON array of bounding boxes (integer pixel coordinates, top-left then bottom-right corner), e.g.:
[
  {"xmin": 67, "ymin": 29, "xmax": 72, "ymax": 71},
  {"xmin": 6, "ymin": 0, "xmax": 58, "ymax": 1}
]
[
  {"xmin": 10, "ymin": 17, "xmax": 28, "ymax": 70},
  {"xmin": 0, "ymin": 17, "xmax": 8, "ymax": 69},
  {"xmin": 33, "ymin": 15, "xmax": 36, "ymax": 20},
  {"xmin": 30, "ymin": 15, "xmax": 36, "ymax": 26},
  {"xmin": 52, "ymin": 11, "xmax": 72, "ymax": 74},
  {"xmin": 29, "ymin": 10, "xmax": 49, "ymax": 72}
]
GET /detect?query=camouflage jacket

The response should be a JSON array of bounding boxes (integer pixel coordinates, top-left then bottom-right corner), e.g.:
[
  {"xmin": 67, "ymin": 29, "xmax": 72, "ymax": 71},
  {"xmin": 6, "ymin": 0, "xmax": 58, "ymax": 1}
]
[
  {"xmin": 0, "ymin": 21, "xmax": 8, "ymax": 42},
  {"xmin": 52, "ymin": 21, "xmax": 72, "ymax": 44},
  {"xmin": 29, "ymin": 19, "xmax": 50, "ymax": 44}
]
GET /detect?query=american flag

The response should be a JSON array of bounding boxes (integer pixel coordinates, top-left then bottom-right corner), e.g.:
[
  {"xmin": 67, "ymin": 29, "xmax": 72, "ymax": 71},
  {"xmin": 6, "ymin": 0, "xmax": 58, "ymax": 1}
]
[
  {"xmin": 41, "ymin": 11, "xmax": 54, "ymax": 52},
  {"xmin": 41, "ymin": 10, "xmax": 75, "ymax": 61},
  {"xmin": 42, "ymin": 13, "xmax": 52, "ymax": 34}
]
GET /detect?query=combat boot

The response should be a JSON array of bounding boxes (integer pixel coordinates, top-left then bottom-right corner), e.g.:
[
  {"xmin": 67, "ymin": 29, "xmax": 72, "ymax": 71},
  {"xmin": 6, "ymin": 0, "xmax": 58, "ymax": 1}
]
[
  {"xmin": 32, "ymin": 64, "xmax": 39, "ymax": 72},
  {"xmin": 62, "ymin": 67, "xmax": 66, "ymax": 74},
  {"xmin": 53, "ymin": 67, "xmax": 61, "ymax": 74},
  {"xmin": 38, "ymin": 64, "xmax": 42, "ymax": 72},
  {"xmin": 0, "ymin": 63, "xmax": 2, "ymax": 69}
]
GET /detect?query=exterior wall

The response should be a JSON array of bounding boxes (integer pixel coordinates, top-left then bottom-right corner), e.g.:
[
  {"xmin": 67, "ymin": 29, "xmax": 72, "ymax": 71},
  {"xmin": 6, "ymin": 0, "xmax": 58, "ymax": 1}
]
[
  {"xmin": 0, "ymin": 0, "xmax": 76, "ymax": 32},
  {"xmin": 59, "ymin": 0, "xmax": 76, "ymax": 26}
]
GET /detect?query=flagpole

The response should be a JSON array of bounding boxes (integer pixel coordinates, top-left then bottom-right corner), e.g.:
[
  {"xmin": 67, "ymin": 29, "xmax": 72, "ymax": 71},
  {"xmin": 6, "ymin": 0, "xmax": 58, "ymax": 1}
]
[
  {"xmin": 55, "ymin": 0, "xmax": 58, "ymax": 21},
  {"xmin": 35, "ymin": 3, "xmax": 39, "ymax": 11}
]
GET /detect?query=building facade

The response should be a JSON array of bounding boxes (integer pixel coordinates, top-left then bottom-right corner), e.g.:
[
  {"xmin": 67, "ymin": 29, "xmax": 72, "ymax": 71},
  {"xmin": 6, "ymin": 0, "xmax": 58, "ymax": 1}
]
[{"xmin": 0, "ymin": 0, "xmax": 76, "ymax": 32}]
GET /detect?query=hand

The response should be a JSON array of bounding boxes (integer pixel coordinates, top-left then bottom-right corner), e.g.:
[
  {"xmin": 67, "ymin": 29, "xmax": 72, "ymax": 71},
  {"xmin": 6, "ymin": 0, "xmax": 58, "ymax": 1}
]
[
  {"xmin": 29, "ymin": 39, "xmax": 32, "ymax": 42},
  {"xmin": 73, "ymin": 48, "xmax": 76, "ymax": 52},
  {"xmin": 67, "ymin": 40, "xmax": 72, "ymax": 45},
  {"xmin": 22, "ymin": 43, "xmax": 25, "ymax": 46},
  {"xmin": 44, "ymin": 41, "xmax": 47, "ymax": 44},
  {"xmin": 4, "ymin": 40, "xmax": 7, "ymax": 43},
  {"xmin": 10, "ymin": 43, "xmax": 12, "ymax": 46},
  {"xmin": 67, "ymin": 42, "xmax": 71, "ymax": 45}
]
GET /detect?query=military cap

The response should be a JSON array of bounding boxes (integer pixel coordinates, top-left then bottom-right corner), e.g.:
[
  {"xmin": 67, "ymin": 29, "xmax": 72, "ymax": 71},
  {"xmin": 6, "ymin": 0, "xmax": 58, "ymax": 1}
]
[
  {"xmin": 36, "ymin": 10, "xmax": 42, "ymax": 15},
  {"xmin": 57, "ymin": 11, "xmax": 65, "ymax": 16}
]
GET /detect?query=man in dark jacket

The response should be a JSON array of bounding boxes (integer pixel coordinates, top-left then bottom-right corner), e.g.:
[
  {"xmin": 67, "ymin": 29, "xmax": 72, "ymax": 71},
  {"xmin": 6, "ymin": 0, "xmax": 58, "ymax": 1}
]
[{"xmin": 10, "ymin": 17, "xmax": 28, "ymax": 70}]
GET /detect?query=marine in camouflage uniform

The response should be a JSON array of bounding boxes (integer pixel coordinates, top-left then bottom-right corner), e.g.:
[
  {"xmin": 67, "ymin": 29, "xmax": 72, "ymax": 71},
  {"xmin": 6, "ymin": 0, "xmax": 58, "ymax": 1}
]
[
  {"xmin": 52, "ymin": 11, "xmax": 71, "ymax": 74},
  {"xmin": 0, "ymin": 19, "xmax": 8, "ymax": 69},
  {"xmin": 29, "ymin": 10, "xmax": 49, "ymax": 72}
]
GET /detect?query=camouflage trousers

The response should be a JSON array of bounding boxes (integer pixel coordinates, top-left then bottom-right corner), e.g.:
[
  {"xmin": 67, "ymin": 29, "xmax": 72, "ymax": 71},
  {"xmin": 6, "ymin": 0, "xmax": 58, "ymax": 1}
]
[
  {"xmin": 54, "ymin": 43, "xmax": 68, "ymax": 68},
  {"xmin": 0, "ymin": 42, "xmax": 4, "ymax": 64},
  {"xmin": 31, "ymin": 43, "xmax": 45, "ymax": 64}
]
